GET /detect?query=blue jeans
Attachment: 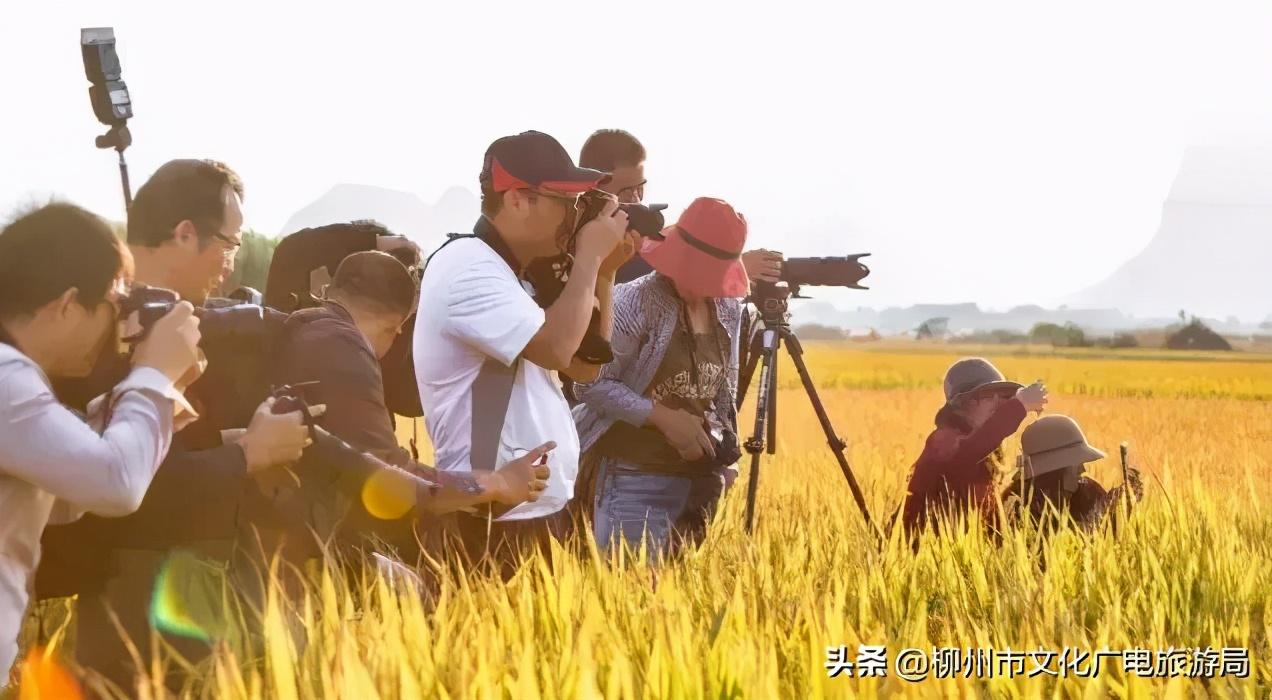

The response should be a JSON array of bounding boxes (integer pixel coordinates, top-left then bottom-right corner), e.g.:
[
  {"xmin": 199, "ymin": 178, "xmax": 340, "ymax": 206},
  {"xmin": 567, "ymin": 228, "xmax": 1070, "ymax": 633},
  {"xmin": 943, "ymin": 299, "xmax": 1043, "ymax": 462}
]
[{"xmin": 593, "ymin": 460, "xmax": 727, "ymax": 560}]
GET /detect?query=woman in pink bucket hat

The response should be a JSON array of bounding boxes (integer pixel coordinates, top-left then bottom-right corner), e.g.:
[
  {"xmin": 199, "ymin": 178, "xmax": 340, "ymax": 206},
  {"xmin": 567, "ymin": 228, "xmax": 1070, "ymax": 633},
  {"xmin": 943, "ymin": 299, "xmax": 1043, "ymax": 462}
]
[
  {"xmin": 573, "ymin": 197, "xmax": 751, "ymax": 561},
  {"xmin": 638, "ymin": 197, "xmax": 751, "ymax": 298}
]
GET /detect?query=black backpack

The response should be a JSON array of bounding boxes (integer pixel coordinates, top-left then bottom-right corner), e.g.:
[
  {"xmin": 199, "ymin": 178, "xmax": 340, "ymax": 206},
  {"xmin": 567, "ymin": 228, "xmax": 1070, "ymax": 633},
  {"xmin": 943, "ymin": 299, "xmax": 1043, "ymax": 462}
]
[{"xmin": 264, "ymin": 221, "xmax": 423, "ymax": 417}]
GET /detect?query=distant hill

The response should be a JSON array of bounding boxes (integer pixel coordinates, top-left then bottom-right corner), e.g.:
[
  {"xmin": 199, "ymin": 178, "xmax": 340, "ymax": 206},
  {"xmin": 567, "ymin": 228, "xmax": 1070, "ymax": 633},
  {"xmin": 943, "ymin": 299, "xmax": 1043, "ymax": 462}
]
[
  {"xmin": 280, "ymin": 184, "xmax": 478, "ymax": 248},
  {"xmin": 786, "ymin": 299, "xmax": 1258, "ymax": 337},
  {"xmin": 1066, "ymin": 146, "xmax": 1272, "ymax": 322}
]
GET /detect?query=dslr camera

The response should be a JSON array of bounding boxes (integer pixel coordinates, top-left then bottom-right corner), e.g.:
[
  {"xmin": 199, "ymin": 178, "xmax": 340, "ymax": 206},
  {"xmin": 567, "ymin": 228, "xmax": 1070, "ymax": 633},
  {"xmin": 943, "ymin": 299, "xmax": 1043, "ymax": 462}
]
[{"xmin": 116, "ymin": 285, "xmax": 279, "ymax": 351}]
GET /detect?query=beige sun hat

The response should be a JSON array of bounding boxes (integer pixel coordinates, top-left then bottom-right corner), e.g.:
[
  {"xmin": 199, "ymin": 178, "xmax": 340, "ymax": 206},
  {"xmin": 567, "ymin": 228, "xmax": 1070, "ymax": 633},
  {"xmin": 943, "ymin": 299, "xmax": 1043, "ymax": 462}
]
[
  {"xmin": 1020, "ymin": 415, "xmax": 1107, "ymax": 478},
  {"xmin": 943, "ymin": 357, "xmax": 1023, "ymax": 403}
]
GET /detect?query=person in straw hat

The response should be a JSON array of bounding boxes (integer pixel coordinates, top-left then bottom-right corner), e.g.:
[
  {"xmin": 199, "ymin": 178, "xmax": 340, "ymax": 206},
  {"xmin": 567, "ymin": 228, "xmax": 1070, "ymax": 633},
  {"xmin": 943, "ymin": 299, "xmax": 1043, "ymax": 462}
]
[
  {"xmin": 573, "ymin": 197, "xmax": 750, "ymax": 560},
  {"xmin": 901, "ymin": 357, "xmax": 1048, "ymax": 537},
  {"xmin": 1001, "ymin": 415, "xmax": 1144, "ymax": 533}
]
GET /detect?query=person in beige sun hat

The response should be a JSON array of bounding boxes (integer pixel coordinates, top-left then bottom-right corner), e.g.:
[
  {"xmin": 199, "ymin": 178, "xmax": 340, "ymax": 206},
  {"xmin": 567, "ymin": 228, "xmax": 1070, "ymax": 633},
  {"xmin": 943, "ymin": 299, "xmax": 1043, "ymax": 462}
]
[
  {"xmin": 900, "ymin": 357, "xmax": 1048, "ymax": 537},
  {"xmin": 1001, "ymin": 414, "xmax": 1144, "ymax": 533}
]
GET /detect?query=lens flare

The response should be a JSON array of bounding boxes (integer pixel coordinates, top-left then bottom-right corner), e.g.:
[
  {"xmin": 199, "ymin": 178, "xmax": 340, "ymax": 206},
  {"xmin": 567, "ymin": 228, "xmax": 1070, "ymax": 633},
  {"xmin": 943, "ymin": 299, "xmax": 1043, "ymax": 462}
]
[
  {"xmin": 19, "ymin": 647, "xmax": 83, "ymax": 700},
  {"xmin": 149, "ymin": 550, "xmax": 231, "ymax": 643},
  {"xmin": 360, "ymin": 468, "xmax": 417, "ymax": 520}
]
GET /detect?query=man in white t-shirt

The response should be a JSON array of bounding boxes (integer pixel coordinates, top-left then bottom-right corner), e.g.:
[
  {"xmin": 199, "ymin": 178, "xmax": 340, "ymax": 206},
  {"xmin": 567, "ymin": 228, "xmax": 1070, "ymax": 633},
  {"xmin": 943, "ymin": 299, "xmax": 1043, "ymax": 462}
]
[{"xmin": 414, "ymin": 130, "xmax": 628, "ymax": 559}]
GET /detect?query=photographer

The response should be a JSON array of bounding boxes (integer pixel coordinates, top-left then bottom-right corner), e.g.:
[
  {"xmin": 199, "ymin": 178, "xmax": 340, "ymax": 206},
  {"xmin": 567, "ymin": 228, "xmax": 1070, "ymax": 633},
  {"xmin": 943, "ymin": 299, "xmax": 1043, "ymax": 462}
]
[
  {"xmin": 574, "ymin": 198, "xmax": 749, "ymax": 560},
  {"xmin": 265, "ymin": 251, "xmax": 552, "ymax": 563},
  {"xmin": 263, "ymin": 220, "xmax": 424, "ymax": 417},
  {"xmin": 37, "ymin": 159, "xmax": 310, "ymax": 687},
  {"xmin": 0, "ymin": 203, "xmax": 201, "ymax": 678},
  {"xmin": 414, "ymin": 131, "xmax": 626, "ymax": 562},
  {"xmin": 579, "ymin": 129, "xmax": 784, "ymax": 285}
]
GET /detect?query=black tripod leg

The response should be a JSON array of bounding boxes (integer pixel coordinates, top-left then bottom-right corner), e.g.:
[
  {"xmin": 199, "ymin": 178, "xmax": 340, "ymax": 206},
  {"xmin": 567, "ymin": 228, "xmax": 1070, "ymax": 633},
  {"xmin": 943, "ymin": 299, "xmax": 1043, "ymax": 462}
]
[
  {"xmin": 736, "ymin": 328, "xmax": 764, "ymax": 409},
  {"xmin": 743, "ymin": 329, "xmax": 778, "ymax": 534},
  {"xmin": 780, "ymin": 329, "xmax": 881, "ymax": 542},
  {"xmin": 767, "ymin": 334, "xmax": 779, "ymax": 454}
]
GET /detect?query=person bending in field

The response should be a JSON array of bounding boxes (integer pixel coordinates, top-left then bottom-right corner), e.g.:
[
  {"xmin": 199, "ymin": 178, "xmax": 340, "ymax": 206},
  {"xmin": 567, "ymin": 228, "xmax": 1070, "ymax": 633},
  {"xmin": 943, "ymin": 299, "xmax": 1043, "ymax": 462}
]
[
  {"xmin": 901, "ymin": 357, "xmax": 1048, "ymax": 538},
  {"xmin": 1000, "ymin": 415, "xmax": 1144, "ymax": 535}
]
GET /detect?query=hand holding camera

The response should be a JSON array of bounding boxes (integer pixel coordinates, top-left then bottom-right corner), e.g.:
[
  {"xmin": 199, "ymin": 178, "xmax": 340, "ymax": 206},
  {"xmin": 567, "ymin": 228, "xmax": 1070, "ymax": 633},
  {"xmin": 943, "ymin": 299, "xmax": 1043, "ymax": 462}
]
[
  {"xmin": 131, "ymin": 301, "xmax": 203, "ymax": 383},
  {"xmin": 239, "ymin": 397, "xmax": 312, "ymax": 473},
  {"xmin": 484, "ymin": 441, "xmax": 555, "ymax": 505},
  {"xmin": 741, "ymin": 249, "xmax": 784, "ymax": 284},
  {"xmin": 575, "ymin": 198, "xmax": 628, "ymax": 266},
  {"xmin": 650, "ymin": 404, "xmax": 716, "ymax": 462}
]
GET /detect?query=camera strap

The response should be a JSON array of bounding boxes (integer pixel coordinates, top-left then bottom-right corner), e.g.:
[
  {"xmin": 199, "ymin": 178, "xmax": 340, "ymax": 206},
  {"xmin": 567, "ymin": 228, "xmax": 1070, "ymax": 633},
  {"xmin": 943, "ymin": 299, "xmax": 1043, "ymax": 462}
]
[{"xmin": 425, "ymin": 217, "xmax": 521, "ymax": 278}]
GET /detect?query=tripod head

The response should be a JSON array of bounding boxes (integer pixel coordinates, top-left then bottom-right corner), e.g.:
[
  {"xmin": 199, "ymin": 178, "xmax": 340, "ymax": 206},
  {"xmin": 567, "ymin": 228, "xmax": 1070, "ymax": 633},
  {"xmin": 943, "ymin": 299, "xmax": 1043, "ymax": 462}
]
[{"xmin": 746, "ymin": 281, "xmax": 793, "ymax": 329}]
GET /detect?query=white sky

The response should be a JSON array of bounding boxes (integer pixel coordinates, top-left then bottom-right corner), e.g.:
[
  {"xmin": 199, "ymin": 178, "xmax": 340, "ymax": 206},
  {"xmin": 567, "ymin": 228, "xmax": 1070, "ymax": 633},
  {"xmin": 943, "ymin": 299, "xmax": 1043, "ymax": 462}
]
[{"xmin": 3, "ymin": 0, "xmax": 1270, "ymax": 310}]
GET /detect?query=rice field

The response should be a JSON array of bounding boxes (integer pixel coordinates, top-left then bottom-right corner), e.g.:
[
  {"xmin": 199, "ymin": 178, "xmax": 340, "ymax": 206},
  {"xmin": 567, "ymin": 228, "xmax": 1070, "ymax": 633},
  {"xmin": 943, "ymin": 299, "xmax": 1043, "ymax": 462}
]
[{"xmin": 13, "ymin": 343, "xmax": 1272, "ymax": 698}]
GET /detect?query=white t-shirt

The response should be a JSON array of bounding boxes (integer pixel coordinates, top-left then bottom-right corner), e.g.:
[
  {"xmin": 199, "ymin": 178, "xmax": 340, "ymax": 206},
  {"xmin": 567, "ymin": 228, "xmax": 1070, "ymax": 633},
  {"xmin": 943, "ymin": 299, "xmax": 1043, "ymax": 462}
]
[{"xmin": 413, "ymin": 237, "xmax": 579, "ymax": 521}]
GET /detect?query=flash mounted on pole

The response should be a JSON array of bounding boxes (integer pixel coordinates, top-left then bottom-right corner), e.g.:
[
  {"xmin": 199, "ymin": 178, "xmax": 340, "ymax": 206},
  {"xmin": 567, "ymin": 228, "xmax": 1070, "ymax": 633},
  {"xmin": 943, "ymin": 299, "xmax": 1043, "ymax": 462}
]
[{"xmin": 81, "ymin": 27, "xmax": 134, "ymax": 209}]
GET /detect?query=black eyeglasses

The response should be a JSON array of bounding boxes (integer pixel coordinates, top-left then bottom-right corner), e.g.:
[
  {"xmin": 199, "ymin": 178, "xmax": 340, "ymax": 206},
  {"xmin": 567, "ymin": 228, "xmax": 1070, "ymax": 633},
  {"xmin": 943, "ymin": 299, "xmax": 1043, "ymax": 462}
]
[
  {"xmin": 615, "ymin": 181, "xmax": 647, "ymax": 204},
  {"xmin": 210, "ymin": 231, "xmax": 242, "ymax": 258}
]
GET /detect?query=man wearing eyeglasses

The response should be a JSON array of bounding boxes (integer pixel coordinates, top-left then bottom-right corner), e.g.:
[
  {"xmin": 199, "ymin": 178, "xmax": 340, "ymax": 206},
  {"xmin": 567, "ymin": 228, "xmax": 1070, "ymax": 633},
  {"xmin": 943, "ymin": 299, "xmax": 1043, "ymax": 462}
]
[
  {"xmin": 37, "ymin": 159, "xmax": 310, "ymax": 688},
  {"xmin": 414, "ymin": 131, "xmax": 627, "ymax": 564}
]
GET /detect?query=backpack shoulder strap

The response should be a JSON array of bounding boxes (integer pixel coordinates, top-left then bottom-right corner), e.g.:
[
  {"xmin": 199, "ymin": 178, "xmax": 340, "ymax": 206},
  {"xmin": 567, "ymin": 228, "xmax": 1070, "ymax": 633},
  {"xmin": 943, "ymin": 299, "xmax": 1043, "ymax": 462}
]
[{"xmin": 423, "ymin": 233, "xmax": 477, "ymax": 272}]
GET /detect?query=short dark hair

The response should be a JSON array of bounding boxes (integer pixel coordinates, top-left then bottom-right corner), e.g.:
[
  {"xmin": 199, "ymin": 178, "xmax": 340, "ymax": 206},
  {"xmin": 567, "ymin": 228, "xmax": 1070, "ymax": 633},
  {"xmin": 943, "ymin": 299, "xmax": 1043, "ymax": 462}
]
[
  {"xmin": 579, "ymin": 129, "xmax": 646, "ymax": 172},
  {"xmin": 128, "ymin": 159, "xmax": 245, "ymax": 248},
  {"xmin": 0, "ymin": 202, "xmax": 131, "ymax": 320},
  {"xmin": 330, "ymin": 251, "xmax": 416, "ymax": 318}
]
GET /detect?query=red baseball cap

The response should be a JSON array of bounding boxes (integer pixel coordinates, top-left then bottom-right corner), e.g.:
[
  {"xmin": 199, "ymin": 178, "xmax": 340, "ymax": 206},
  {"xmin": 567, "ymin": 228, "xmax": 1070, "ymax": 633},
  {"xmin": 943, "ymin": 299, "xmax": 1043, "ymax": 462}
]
[
  {"xmin": 641, "ymin": 197, "xmax": 749, "ymax": 298},
  {"xmin": 481, "ymin": 131, "xmax": 608, "ymax": 194}
]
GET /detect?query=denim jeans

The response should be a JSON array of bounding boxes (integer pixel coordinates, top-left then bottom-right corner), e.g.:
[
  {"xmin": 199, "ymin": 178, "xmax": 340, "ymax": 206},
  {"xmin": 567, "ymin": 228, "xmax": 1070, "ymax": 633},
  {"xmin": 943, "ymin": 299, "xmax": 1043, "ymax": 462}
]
[{"xmin": 593, "ymin": 459, "xmax": 727, "ymax": 560}]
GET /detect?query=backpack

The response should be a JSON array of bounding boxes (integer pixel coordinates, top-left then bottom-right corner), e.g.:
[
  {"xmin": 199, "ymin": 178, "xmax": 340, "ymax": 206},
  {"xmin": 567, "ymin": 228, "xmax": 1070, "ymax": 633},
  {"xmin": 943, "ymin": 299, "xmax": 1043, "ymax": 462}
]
[{"xmin": 264, "ymin": 221, "xmax": 423, "ymax": 417}]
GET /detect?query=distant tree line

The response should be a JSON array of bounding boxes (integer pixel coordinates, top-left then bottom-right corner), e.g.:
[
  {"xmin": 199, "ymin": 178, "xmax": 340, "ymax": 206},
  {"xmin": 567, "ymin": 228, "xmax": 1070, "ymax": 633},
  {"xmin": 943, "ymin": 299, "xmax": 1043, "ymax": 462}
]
[{"xmin": 223, "ymin": 230, "xmax": 279, "ymax": 293}]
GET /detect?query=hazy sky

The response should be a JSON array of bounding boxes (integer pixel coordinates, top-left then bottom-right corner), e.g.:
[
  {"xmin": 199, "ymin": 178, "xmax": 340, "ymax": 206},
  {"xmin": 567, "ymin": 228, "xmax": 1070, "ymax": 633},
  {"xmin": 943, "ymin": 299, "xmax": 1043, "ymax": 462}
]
[{"xmin": 4, "ymin": 0, "xmax": 1270, "ymax": 310}]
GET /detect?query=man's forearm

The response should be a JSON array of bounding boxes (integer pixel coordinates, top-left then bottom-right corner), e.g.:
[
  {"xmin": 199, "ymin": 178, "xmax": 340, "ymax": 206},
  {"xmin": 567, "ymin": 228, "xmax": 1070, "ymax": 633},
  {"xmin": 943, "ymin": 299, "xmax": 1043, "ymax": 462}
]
[
  {"xmin": 541, "ymin": 256, "xmax": 602, "ymax": 361},
  {"xmin": 594, "ymin": 273, "xmax": 615, "ymax": 341},
  {"xmin": 559, "ymin": 272, "xmax": 616, "ymax": 383},
  {"xmin": 417, "ymin": 473, "xmax": 494, "ymax": 515}
]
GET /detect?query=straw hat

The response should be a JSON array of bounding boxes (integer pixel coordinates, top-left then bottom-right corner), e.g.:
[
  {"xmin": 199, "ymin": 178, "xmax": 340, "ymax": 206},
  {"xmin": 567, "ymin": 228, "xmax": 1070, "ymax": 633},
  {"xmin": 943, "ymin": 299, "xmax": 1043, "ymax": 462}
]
[{"xmin": 1020, "ymin": 415, "xmax": 1106, "ymax": 478}]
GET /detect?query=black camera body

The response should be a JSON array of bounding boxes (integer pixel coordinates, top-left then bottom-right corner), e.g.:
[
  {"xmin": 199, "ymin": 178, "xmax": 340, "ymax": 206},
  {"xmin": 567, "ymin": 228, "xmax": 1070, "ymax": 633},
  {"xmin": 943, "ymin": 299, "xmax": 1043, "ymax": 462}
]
[
  {"xmin": 117, "ymin": 285, "xmax": 283, "ymax": 349},
  {"xmin": 117, "ymin": 286, "xmax": 181, "ymax": 346},
  {"xmin": 574, "ymin": 189, "xmax": 669, "ymax": 242}
]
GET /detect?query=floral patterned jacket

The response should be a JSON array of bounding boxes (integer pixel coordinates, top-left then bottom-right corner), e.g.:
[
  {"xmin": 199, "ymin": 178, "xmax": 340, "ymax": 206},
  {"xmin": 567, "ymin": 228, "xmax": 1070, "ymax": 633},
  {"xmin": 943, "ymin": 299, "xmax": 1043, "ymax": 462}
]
[{"xmin": 572, "ymin": 273, "xmax": 742, "ymax": 455}]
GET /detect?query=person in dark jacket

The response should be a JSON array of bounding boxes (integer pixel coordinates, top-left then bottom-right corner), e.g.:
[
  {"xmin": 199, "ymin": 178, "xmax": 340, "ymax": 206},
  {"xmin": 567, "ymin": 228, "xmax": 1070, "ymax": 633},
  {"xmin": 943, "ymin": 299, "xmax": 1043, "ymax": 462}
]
[
  {"xmin": 901, "ymin": 357, "xmax": 1048, "ymax": 537},
  {"xmin": 261, "ymin": 251, "xmax": 553, "ymax": 568},
  {"xmin": 1000, "ymin": 415, "xmax": 1144, "ymax": 535},
  {"xmin": 263, "ymin": 220, "xmax": 424, "ymax": 418}
]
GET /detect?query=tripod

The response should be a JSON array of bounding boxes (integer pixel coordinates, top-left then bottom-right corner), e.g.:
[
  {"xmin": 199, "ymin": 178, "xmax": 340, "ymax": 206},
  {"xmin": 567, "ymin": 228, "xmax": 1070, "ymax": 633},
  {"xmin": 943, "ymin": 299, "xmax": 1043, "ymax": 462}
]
[{"xmin": 735, "ymin": 284, "xmax": 878, "ymax": 539}]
